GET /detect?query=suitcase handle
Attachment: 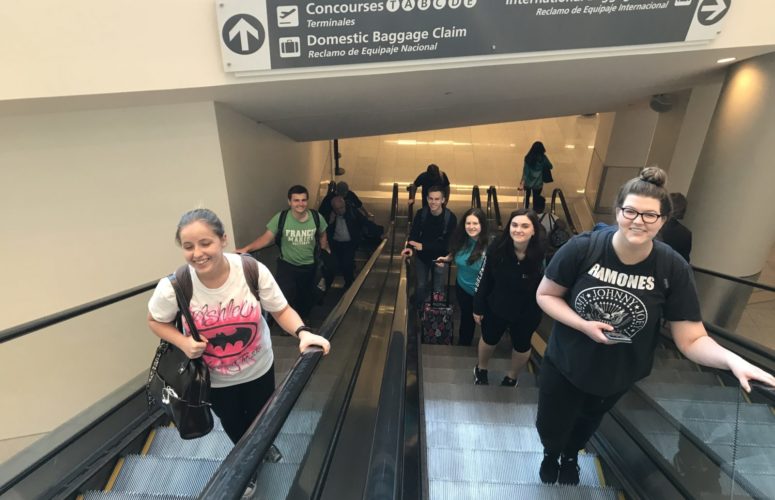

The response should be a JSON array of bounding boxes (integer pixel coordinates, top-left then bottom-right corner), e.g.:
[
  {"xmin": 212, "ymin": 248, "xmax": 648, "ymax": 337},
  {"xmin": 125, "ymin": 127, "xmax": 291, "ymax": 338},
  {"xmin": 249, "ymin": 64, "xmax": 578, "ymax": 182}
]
[{"xmin": 429, "ymin": 261, "xmax": 452, "ymax": 307}]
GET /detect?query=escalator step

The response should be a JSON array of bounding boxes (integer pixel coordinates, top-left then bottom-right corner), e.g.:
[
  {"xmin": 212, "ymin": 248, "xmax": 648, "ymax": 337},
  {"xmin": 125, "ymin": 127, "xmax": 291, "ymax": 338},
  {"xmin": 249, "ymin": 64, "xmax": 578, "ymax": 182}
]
[
  {"xmin": 658, "ymin": 399, "xmax": 775, "ymax": 423},
  {"xmin": 425, "ymin": 420, "xmax": 542, "ymax": 452},
  {"xmin": 638, "ymin": 382, "xmax": 740, "ymax": 402},
  {"xmin": 429, "ymin": 480, "xmax": 619, "ymax": 499},
  {"xmin": 423, "ymin": 381, "xmax": 538, "ymax": 404},
  {"xmin": 642, "ymin": 369, "xmax": 719, "ymax": 385},
  {"xmin": 111, "ymin": 456, "xmax": 219, "ymax": 496},
  {"xmin": 82, "ymin": 493, "xmax": 192, "ymax": 500},
  {"xmin": 422, "ymin": 367, "xmax": 537, "ymax": 387},
  {"xmin": 652, "ymin": 358, "xmax": 701, "ymax": 371},
  {"xmin": 424, "ymin": 399, "xmax": 537, "ymax": 426},
  {"xmin": 421, "ymin": 344, "xmax": 490, "ymax": 359},
  {"xmin": 422, "ymin": 354, "xmax": 514, "ymax": 372},
  {"xmin": 253, "ymin": 463, "xmax": 300, "ymax": 500},
  {"xmin": 148, "ymin": 427, "xmax": 232, "ymax": 460},
  {"xmin": 427, "ymin": 448, "xmax": 603, "ymax": 487}
]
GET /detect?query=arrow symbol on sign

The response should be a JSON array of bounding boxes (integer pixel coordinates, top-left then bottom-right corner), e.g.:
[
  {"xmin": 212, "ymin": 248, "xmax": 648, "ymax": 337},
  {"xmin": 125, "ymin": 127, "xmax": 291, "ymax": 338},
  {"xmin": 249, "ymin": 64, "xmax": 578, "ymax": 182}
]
[
  {"xmin": 701, "ymin": 0, "xmax": 727, "ymax": 22},
  {"xmin": 229, "ymin": 17, "xmax": 259, "ymax": 52}
]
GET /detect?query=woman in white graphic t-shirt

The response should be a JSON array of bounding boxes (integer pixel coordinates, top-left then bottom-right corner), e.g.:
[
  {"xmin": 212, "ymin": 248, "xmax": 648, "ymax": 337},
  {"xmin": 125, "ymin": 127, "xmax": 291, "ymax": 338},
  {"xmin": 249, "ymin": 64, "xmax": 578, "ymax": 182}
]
[{"xmin": 147, "ymin": 208, "xmax": 330, "ymax": 449}]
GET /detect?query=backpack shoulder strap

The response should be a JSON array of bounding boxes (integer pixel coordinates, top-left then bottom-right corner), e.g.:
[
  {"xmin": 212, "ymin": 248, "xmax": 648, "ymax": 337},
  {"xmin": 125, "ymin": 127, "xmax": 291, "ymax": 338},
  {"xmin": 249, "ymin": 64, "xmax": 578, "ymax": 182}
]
[
  {"xmin": 441, "ymin": 208, "xmax": 452, "ymax": 238},
  {"xmin": 240, "ymin": 254, "xmax": 261, "ymax": 302},
  {"xmin": 652, "ymin": 240, "xmax": 674, "ymax": 293},
  {"xmin": 275, "ymin": 209, "xmax": 289, "ymax": 257},
  {"xmin": 310, "ymin": 209, "xmax": 321, "ymax": 231},
  {"xmin": 579, "ymin": 230, "xmax": 609, "ymax": 276}
]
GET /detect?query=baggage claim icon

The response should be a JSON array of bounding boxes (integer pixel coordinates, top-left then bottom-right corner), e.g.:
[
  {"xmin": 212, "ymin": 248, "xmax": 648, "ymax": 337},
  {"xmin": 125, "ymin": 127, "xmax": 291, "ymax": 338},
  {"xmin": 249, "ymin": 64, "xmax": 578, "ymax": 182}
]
[{"xmin": 222, "ymin": 14, "xmax": 265, "ymax": 55}]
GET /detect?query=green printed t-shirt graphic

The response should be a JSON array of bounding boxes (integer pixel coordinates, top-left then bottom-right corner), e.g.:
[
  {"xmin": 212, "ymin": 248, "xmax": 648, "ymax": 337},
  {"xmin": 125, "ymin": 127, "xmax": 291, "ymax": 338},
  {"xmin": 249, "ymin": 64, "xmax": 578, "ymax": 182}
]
[{"xmin": 267, "ymin": 210, "xmax": 327, "ymax": 266}]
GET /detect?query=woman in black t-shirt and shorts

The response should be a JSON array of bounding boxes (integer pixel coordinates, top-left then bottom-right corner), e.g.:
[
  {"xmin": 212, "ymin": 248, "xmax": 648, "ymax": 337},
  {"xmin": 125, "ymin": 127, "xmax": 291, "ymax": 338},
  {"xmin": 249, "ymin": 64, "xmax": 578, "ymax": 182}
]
[{"xmin": 534, "ymin": 167, "xmax": 775, "ymax": 486}]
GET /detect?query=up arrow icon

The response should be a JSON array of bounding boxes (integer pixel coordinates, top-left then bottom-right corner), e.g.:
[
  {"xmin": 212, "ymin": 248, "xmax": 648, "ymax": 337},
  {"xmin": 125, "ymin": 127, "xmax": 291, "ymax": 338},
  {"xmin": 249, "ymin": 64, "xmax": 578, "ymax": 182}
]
[
  {"xmin": 698, "ymin": 0, "xmax": 729, "ymax": 25},
  {"xmin": 230, "ymin": 18, "xmax": 259, "ymax": 51},
  {"xmin": 222, "ymin": 14, "xmax": 265, "ymax": 55}
]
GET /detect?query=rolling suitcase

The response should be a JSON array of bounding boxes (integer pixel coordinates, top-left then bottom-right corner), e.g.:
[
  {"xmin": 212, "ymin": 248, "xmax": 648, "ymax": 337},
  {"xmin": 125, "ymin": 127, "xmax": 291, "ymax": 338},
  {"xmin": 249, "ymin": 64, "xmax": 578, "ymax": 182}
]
[{"xmin": 420, "ymin": 263, "xmax": 454, "ymax": 345}]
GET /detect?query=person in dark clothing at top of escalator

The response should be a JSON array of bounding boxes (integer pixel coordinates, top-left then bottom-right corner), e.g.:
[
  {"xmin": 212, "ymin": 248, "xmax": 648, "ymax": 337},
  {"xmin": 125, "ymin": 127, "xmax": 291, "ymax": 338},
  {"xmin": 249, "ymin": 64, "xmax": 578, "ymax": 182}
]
[
  {"xmin": 473, "ymin": 208, "xmax": 547, "ymax": 387},
  {"xmin": 402, "ymin": 185, "xmax": 457, "ymax": 308},
  {"xmin": 408, "ymin": 163, "xmax": 451, "ymax": 209},
  {"xmin": 520, "ymin": 141, "xmax": 553, "ymax": 210},
  {"xmin": 658, "ymin": 192, "xmax": 692, "ymax": 263}
]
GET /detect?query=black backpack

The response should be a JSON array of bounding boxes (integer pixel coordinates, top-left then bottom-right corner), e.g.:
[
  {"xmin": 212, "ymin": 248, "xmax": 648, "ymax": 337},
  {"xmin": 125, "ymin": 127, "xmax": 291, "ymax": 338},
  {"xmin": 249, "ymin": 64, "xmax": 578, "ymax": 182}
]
[{"xmin": 274, "ymin": 209, "xmax": 322, "ymax": 261}]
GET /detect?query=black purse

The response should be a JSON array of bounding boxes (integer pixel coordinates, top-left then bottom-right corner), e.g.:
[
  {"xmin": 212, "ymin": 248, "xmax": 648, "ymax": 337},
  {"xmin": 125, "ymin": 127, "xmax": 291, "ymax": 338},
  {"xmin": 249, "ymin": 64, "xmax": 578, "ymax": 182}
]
[
  {"xmin": 542, "ymin": 163, "xmax": 554, "ymax": 183},
  {"xmin": 146, "ymin": 272, "xmax": 213, "ymax": 440}
]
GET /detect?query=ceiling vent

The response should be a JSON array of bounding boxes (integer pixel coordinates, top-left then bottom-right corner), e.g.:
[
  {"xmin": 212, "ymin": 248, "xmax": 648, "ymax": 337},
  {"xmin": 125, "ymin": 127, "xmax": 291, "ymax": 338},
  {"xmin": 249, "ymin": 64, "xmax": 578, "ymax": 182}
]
[{"xmin": 649, "ymin": 94, "xmax": 673, "ymax": 113}]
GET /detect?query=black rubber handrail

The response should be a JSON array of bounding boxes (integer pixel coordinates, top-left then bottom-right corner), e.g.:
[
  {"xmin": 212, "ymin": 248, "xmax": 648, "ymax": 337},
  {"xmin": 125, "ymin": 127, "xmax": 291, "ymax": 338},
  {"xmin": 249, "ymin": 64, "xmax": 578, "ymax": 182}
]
[
  {"xmin": 363, "ymin": 256, "xmax": 409, "ymax": 500},
  {"xmin": 487, "ymin": 186, "xmax": 502, "ymax": 229},
  {"xmin": 549, "ymin": 188, "xmax": 579, "ymax": 234},
  {"xmin": 390, "ymin": 182, "xmax": 399, "ymax": 222},
  {"xmin": 199, "ymin": 235, "xmax": 389, "ymax": 499},
  {"xmin": 0, "ymin": 281, "xmax": 157, "ymax": 344},
  {"xmin": 471, "ymin": 185, "xmax": 481, "ymax": 208},
  {"xmin": 692, "ymin": 266, "xmax": 775, "ymax": 293}
]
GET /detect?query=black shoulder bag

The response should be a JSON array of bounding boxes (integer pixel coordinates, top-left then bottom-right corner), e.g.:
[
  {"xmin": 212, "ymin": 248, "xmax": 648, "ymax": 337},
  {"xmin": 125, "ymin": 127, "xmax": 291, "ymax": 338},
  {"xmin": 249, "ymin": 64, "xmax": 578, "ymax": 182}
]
[{"xmin": 146, "ymin": 268, "xmax": 213, "ymax": 440}]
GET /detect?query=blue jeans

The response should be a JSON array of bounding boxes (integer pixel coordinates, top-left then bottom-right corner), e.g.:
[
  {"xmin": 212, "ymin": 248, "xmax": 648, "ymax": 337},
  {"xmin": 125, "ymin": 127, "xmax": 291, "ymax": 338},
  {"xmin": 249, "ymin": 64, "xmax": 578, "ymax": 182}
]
[{"xmin": 414, "ymin": 258, "xmax": 447, "ymax": 308}]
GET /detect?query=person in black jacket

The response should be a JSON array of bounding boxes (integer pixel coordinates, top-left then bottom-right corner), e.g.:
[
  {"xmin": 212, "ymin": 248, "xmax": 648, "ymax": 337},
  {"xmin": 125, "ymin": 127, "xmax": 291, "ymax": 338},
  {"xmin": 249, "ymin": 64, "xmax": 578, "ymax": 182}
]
[
  {"xmin": 408, "ymin": 164, "xmax": 451, "ymax": 209},
  {"xmin": 327, "ymin": 195, "xmax": 365, "ymax": 288},
  {"xmin": 473, "ymin": 208, "xmax": 546, "ymax": 387},
  {"xmin": 402, "ymin": 185, "xmax": 457, "ymax": 307},
  {"xmin": 658, "ymin": 192, "xmax": 692, "ymax": 262}
]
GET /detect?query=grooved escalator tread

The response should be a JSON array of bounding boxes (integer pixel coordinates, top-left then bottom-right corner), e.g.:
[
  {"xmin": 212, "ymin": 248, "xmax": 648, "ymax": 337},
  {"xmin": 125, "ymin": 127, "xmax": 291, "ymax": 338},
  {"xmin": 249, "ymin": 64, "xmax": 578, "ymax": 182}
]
[
  {"xmin": 111, "ymin": 455, "xmax": 220, "ymax": 496},
  {"xmin": 429, "ymin": 480, "xmax": 620, "ymax": 499},
  {"xmin": 425, "ymin": 420, "xmax": 543, "ymax": 452}
]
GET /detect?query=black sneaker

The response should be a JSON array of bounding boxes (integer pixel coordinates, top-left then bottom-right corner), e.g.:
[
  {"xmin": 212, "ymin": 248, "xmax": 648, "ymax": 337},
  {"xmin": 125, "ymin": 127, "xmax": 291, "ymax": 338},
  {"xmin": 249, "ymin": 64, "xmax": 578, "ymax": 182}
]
[
  {"xmin": 500, "ymin": 375, "xmax": 518, "ymax": 387},
  {"xmin": 263, "ymin": 444, "xmax": 283, "ymax": 463},
  {"xmin": 473, "ymin": 365, "xmax": 489, "ymax": 385},
  {"xmin": 539, "ymin": 452, "xmax": 560, "ymax": 484},
  {"xmin": 558, "ymin": 454, "xmax": 580, "ymax": 485}
]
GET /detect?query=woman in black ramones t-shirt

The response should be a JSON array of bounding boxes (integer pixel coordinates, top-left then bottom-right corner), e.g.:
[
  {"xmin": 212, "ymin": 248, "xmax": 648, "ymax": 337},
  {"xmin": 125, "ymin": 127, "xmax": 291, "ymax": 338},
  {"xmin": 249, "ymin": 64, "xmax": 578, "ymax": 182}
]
[{"xmin": 534, "ymin": 167, "xmax": 775, "ymax": 486}]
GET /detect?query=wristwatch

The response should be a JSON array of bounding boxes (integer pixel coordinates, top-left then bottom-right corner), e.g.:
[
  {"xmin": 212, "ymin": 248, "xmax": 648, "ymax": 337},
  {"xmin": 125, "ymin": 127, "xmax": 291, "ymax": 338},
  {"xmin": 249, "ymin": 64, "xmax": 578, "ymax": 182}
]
[{"xmin": 294, "ymin": 325, "xmax": 314, "ymax": 337}]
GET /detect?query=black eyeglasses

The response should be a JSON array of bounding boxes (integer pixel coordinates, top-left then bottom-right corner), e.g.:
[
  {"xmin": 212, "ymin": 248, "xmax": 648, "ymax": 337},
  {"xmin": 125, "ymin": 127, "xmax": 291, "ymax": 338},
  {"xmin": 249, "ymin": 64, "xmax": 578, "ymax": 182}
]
[{"xmin": 618, "ymin": 206, "xmax": 662, "ymax": 224}]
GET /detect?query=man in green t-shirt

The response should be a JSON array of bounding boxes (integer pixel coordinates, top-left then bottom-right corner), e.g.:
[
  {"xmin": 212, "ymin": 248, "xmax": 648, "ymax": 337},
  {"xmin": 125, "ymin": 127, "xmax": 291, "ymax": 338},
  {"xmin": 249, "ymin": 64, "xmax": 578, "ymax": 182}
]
[{"xmin": 237, "ymin": 185, "xmax": 330, "ymax": 319}]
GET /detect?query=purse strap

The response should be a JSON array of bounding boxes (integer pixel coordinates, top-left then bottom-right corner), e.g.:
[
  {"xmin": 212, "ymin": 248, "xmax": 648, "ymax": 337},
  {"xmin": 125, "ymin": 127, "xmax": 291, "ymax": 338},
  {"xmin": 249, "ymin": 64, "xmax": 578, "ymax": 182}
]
[{"xmin": 168, "ymin": 273, "xmax": 203, "ymax": 343}]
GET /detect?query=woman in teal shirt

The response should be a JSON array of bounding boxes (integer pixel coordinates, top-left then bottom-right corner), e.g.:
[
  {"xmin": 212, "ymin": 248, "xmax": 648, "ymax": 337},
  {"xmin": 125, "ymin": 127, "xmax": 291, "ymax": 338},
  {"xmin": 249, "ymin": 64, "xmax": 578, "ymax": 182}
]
[{"xmin": 437, "ymin": 208, "xmax": 489, "ymax": 346}]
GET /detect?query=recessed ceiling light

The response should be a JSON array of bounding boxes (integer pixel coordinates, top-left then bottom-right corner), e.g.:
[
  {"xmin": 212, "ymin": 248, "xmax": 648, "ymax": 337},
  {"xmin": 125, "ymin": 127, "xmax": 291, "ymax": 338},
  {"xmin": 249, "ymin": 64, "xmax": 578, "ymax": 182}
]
[{"xmin": 717, "ymin": 57, "xmax": 736, "ymax": 64}]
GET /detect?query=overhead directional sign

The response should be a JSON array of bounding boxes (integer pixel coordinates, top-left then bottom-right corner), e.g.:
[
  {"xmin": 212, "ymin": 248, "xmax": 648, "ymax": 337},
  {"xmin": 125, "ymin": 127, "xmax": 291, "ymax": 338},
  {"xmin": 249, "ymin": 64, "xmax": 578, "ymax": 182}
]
[{"xmin": 216, "ymin": 0, "xmax": 732, "ymax": 74}]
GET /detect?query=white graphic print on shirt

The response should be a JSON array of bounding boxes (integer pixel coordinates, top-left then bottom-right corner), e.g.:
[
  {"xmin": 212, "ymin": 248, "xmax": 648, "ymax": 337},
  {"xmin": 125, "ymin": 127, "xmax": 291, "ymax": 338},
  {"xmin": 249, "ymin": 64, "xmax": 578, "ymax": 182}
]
[
  {"xmin": 191, "ymin": 299, "xmax": 263, "ymax": 376},
  {"xmin": 574, "ymin": 286, "xmax": 648, "ymax": 339}
]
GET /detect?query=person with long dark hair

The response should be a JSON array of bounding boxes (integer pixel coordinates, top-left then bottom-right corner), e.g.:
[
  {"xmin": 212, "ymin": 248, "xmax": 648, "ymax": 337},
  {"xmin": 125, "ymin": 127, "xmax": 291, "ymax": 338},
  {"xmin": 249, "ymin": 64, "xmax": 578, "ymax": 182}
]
[
  {"xmin": 535, "ymin": 167, "xmax": 775, "ymax": 486},
  {"xmin": 435, "ymin": 208, "xmax": 489, "ymax": 346},
  {"xmin": 472, "ymin": 209, "xmax": 547, "ymax": 386},
  {"xmin": 520, "ymin": 141, "xmax": 553, "ymax": 210}
]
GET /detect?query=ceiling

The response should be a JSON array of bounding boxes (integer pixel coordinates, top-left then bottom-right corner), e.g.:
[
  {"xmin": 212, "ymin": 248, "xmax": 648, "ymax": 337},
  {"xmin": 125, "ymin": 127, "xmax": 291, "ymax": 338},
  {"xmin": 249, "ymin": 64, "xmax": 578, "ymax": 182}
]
[{"xmin": 5, "ymin": 44, "xmax": 775, "ymax": 142}]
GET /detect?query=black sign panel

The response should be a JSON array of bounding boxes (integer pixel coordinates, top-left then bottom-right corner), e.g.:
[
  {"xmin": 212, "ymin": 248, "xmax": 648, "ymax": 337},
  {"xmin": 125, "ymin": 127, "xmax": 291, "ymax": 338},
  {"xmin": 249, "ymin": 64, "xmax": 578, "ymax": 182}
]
[{"xmin": 218, "ymin": 0, "xmax": 730, "ymax": 73}]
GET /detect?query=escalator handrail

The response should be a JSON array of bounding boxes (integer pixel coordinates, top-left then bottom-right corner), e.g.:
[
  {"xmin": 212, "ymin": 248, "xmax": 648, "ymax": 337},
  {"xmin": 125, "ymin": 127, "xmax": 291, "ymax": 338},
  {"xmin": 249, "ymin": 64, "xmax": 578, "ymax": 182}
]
[
  {"xmin": 390, "ymin": 182, "xmax": 399, "ymax": 222},
  {"xmin": 0, "ymin": 280, "xmax": 157, "ymax": 344},
  {"xmin": 200, "ymin": 231, "xmax": 390, "ymax": 499},
  {"xmin": 692, "ymin": 265, "xmax": 775, "ymax": 293},
  {"xmin": 363, "ymin": 256, "xmax": 409, "ymax": 500},
  {"xmin": 471, "ymin": 185, "xmax": 481, "ymax": 209},
  {"xmin": 488, "ymin": 186, "xmax": 502, "ymax": 229},
  {"xmin": 549, "ymin": 188, "xmax": 579, "ymax": 234}
]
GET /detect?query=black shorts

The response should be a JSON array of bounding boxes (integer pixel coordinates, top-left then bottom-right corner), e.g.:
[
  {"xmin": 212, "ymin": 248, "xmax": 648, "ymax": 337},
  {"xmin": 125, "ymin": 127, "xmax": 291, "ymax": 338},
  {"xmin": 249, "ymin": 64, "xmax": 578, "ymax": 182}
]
[{"xmin": 480, "ymin": 308, "xmax": 541, "ymax": 352}]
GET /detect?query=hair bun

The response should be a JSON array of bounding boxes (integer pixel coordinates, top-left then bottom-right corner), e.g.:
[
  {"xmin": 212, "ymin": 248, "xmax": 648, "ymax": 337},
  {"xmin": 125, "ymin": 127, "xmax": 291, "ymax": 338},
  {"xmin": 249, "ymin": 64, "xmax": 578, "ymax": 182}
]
[{"xmin": 639, "ymin": 166, "xmax": 667, "ymax": 188}]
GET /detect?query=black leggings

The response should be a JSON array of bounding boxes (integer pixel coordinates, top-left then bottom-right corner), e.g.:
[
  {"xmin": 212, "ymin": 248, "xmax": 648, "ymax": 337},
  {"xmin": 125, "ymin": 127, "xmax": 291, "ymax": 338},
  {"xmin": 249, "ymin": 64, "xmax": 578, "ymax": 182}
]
[
  {"xmin": 536, "ymin": 357, "xmax": 626, "ymax": 456},
  {"xmin": 275, "ymin": 259, "xmax": 317, "ymax": 319},
  {"xmin": 456, "ymin": 283, "xmax": 475, "ymax": 346},
  {"xmin": 524, "ymin": 187, "xmax": 543, "ymax": 209},
  {"xmin": 209, "ymin": 365, "xmax": 276, "ymax": 444}
]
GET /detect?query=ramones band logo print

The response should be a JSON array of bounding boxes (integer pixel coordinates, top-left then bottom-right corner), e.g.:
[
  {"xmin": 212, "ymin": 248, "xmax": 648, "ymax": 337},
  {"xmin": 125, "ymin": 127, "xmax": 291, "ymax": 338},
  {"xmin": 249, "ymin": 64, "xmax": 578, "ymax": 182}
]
[{"xmin": 574, "ymin": 286, "xmax": 648, "ymax": 339}]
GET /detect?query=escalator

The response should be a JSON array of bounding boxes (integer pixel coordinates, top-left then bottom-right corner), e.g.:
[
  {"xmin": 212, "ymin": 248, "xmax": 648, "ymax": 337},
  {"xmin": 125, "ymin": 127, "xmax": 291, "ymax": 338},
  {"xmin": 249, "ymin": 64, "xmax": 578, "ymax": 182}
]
[{"xmin": 3, "ymin": 184, "xmax": 774, "ymax": 500}]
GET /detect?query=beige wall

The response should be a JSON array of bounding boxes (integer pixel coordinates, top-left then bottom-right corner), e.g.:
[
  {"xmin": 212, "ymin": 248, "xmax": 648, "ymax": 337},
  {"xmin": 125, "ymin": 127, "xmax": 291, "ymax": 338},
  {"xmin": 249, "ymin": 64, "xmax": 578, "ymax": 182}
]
[
  {"xmin": 0, "ymin": 101, "xmax": 233, "ymax": 460},
  {"xmin": 213, "ymin": 103, "xmax": 330, "ymax": 247},
  {"xmin": 3, "ymin": 1, "xmax": 775, "ymax": 102}
]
